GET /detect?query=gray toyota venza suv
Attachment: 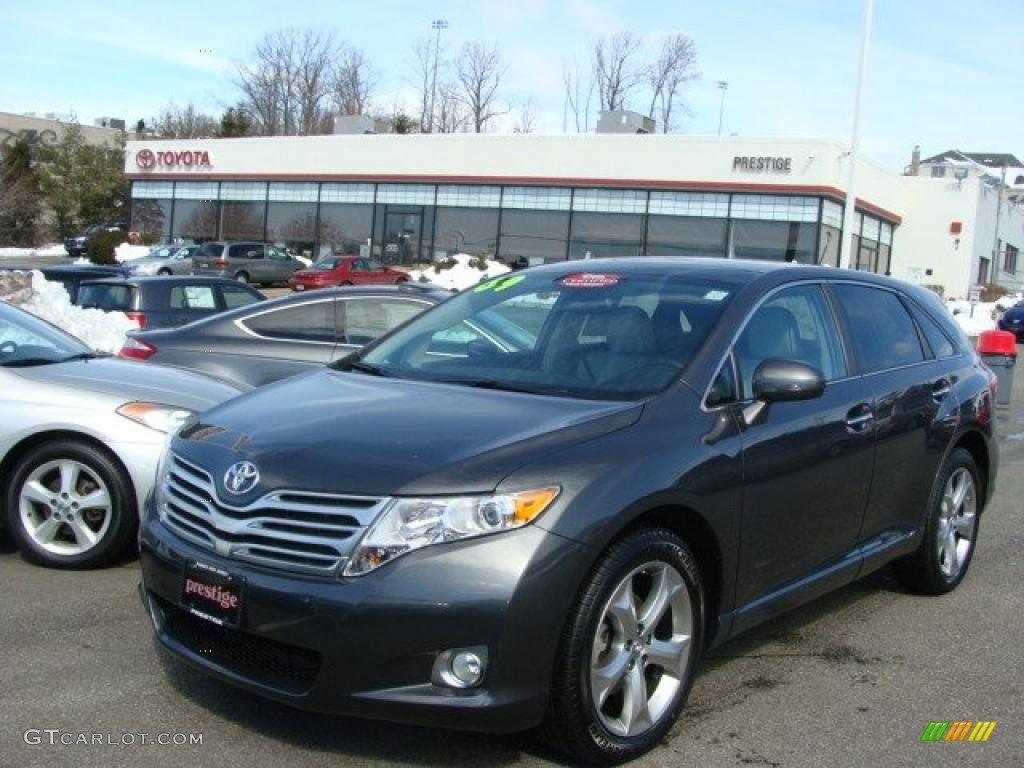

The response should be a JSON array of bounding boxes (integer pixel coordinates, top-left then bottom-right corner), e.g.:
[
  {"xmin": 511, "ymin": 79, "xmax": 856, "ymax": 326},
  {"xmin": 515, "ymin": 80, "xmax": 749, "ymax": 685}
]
[{"xmin": 139, "ymin": 258, "xmax": 998, "ymax": 765}]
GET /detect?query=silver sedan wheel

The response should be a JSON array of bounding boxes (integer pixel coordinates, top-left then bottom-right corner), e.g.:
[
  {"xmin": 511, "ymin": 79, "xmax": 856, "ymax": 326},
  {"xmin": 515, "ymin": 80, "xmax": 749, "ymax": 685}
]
[
  {"xmin": 590, "ymin": 561, "xmax": 693, "ymax": 738},
  {"xmin": 18, "ymin": 459, "xmax": 112, "ymax": 556},
  {"xmin": 937, "ymin": 467, "xmax": 977, "ymax": 578}
]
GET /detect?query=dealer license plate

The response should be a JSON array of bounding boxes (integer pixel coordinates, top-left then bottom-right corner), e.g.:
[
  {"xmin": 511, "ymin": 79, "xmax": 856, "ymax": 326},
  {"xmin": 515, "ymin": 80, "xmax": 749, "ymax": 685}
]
[{"xmin": 181, "ymin": 559, "xmax": 244, "ymax": 627}]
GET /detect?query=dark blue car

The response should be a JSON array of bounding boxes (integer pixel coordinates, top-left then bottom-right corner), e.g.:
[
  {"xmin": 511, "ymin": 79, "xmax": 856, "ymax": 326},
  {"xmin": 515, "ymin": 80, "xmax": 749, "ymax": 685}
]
[{"xmin": 997, "ymin": 301, "xmax": 1024, "ymax": 342}]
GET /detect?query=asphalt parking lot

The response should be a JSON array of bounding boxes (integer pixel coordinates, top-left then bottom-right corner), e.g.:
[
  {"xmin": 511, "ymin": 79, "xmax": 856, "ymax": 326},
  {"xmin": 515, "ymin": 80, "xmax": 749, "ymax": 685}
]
[{"xmin": 1, "ymin": 326, "xmax": 1022, "ymax": 768}]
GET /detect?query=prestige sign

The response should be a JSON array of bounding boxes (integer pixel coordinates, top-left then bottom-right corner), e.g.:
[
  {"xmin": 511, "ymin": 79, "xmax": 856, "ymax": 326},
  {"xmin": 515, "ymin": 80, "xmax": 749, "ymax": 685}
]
[
  {"xmin": 733, "ymin": 156, "xmax": 792, "ymax": 173},
  {"xmin": 135, "ymin": 148, "xmax": 211, "ymax": 169}
]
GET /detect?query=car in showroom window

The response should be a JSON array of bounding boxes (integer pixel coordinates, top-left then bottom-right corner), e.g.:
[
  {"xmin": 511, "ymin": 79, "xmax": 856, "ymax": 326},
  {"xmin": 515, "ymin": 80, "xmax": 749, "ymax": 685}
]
[{"xmin": 138, "ymin": 259, "xmax": 997, "ymax": 766}]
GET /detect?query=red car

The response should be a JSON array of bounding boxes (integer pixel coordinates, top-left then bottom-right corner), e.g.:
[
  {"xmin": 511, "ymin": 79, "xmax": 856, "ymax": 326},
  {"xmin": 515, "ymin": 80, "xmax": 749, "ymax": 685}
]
[{"xmin": 288, "ymin": 256, "xmax": 411, "ymax": 291}]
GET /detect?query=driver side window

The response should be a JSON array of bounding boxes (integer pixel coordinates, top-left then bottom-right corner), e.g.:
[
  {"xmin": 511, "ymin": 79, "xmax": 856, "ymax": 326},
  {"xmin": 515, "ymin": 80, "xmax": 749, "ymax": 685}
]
[{"xmin": 734, "ymin": 285, "xmax": 846, "ymax": 400}]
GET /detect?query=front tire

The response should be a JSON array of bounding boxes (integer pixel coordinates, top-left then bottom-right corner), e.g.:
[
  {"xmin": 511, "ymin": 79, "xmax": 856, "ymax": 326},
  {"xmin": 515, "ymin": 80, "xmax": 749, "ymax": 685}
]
[
  {"xmin": 894, "ymin": 448, "xmax": 981, "ymax": 594},
  {"xmin": 542, "ymin": 528, "xmax": 703, "ymax": 765},
  {"xmin": 157, "ymin": 268, "xmax": 171, "ymax": 276},
  {"xmin": 4, "ymin": 440, "xmax": 137, "ymax": 569},
  {"xmin": 234, "ymin": 271, "xmax": 250, "ymax": 284}
]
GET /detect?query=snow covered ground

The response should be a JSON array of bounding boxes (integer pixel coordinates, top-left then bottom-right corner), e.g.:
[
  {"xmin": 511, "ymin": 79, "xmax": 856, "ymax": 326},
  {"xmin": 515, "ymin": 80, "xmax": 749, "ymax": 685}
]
[
  {"xmin": 114, "ymin": 243, "xmax": 151, "ymax": 262},
  {"xmin": 407, "ymin": 253, "xmax": 509, "ymax": 291},
  {"xmin": 0, "ymin": 243, "xmax": 67, "ymax": 259},
  {"xmin": 9, "ymin": 271, "xmax": 136, "ymax": 353},
  {"xmin": 946, "ymin": 295, "xmax": 1021, "ymax": 337}
]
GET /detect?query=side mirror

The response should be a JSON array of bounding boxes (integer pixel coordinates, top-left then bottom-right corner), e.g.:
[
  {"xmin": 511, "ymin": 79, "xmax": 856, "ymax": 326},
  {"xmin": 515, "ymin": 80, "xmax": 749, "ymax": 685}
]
[
  {"xmin": 741, "ymin": 359, "xmax": 825, "ymax": 427},
  {"xmin": 753, "ymin": 359, "xmax": 826, "ymax": 402}
]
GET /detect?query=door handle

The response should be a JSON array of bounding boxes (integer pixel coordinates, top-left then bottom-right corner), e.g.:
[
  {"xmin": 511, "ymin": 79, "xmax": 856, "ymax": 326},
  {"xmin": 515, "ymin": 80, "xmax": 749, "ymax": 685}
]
[
  {"xmin": 932, "ymin": 379, "xmax": 951, "ymax": 402},
  {"xmin": 845, "ymin": 404, "xmax": 874, "ymax": 433}
]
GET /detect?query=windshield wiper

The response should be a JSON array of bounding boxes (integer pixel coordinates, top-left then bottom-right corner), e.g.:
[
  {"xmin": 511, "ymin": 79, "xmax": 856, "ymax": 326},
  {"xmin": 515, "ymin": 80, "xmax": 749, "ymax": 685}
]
[
  {"xmin": 442, "ymin": 378, "xmax": 555, "ymax": 395},
  {"xmin": 346, "ymin": 360, "xmax": 388, "ymax": 376},
  {"xmin": 61, "ymin": 352, "xmax": 107, "ymax": 363},
  {"xmin": 3, "ymin": 357, "xmax": 64, "ymax": 367}
]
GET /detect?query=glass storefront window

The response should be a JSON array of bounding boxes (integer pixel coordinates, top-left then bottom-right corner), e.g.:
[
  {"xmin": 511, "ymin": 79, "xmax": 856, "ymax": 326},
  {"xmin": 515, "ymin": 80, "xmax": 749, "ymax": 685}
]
[
  {"xmin": 648, "ymin": 192, "xmax": 729, "ymax": 218},
  {"xmin": 821, "ymin": 199, "xmax": 844, "ymax": 229},
  {"xmin": 499, "ymin": 210, "xmax": 570, "ymax": 264},
  {"xmin": 572, "ymin": 189, "xmax": 647, "ymax": 214},
  {"xmin": 731, "ymin": 195, "xmax": 819, "ymax": 222},
  {"xmin": 434, "ymin": 207, "xmax": 499, "ymax": 258},
  {"xmin": 267, "ymin": 202, "xmax": 317, "ymax": 256},
  {"xmin": 645, "ymin": 216, "xmax": 727, "ymax": 257},
  {"xmin": 171, "ymin": 200, "xmax": 217, "ymax": 242},
  {"xmin": 130, "ymin": 199, "xmax": 172, "ymax": 239},
  {"xmin": 818, "ymin": 224, "xmax": 841, "ymax": 267},
  {"xmin": 731, "ymin": 220, "xmax": 817, "ymax": 263},
  {"xmin": 319, "ymin": 203, "xmax": 373, "ymax": 258},
  {"xmin": 436, "ymin": 185, "xmax": 501, "ymax": 208},
  {"xmin": 502, "ymin": 186, "xmax": 571, "ymax": 211},
  {"xmin": 220, "ymin": 202, "xmax": 266, "ymax": 240},
  {"xmin": 569, "ymin": 212, "xmax": 644, "ymax": 259}
]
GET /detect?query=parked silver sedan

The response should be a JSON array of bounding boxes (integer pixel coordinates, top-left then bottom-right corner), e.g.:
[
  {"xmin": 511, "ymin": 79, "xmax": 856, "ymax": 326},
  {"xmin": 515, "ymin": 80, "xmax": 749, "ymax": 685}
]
[
  {"xmin": 124, "ymin": 244, "xmax": 200, "ymax": 276},
  {"xmin": 0, "ymin": 301, "xmax": 242, "ymax": 568}
]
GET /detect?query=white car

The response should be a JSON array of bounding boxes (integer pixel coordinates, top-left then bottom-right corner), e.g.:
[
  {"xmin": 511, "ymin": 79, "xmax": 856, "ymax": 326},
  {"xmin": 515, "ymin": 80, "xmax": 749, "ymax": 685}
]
[{"xmin": 0, "ymin": 301, "xmax": 242, "ymax": 568}]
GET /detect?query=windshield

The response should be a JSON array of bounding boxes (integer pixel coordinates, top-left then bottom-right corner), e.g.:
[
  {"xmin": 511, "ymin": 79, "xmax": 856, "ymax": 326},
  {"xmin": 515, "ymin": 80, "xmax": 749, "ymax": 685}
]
[
  {"xmin": 0, "ymin": 302, "xmax": 91, "ymax": 366},
  {"xmin": 311, "ymin": 258, "xmax": 342, "ymax": 270},
  {"xmin": 358, "ymin": 270, "xmax": 736, "ymax": 400}
]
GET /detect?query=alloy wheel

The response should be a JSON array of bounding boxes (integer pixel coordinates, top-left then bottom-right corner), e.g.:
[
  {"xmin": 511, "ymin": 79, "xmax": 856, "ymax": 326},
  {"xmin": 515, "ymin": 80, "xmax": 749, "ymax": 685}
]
[
  {"xmin": 936, "ymin": 467, "xmax": 977, "ymax": 579},
  {"xmin": 590, "ymin": 561, "xmax": 693, "ymax": 738},
  {"xmin": 18, "ymin": 459, "xmax": 113, "ymax": 556}
]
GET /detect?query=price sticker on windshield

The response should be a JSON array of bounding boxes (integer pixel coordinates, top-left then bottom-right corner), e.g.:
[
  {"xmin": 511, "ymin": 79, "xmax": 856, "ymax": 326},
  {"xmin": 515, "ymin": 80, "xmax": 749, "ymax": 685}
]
[{"xmin": 558, "ymin": 273, "xmax": 623, "ymax": 288}]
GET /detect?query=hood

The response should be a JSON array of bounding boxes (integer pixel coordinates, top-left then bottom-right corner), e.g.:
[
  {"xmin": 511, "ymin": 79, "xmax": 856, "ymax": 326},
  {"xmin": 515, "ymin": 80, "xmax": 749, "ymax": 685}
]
[
  {"xmin": 174, "ymin": 370, "xmax": 642, "ymax": 498},
  {"xmin": 14, "ymin": 357, "xmax": 243, "ymax": 412}
]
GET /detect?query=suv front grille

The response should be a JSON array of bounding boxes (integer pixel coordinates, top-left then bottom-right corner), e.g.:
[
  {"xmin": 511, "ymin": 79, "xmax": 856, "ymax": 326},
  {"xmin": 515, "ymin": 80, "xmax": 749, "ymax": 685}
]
[{"xmin": 160, "ymin": 453, "xmax": 389, "ymax": 576}]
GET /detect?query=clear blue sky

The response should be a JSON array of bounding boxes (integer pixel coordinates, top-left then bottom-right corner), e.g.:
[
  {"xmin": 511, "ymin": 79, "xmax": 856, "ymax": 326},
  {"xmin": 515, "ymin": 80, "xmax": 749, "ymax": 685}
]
[{"xmin": 1, "ymin": 0, "xmax": 1020, "ymax": 170}]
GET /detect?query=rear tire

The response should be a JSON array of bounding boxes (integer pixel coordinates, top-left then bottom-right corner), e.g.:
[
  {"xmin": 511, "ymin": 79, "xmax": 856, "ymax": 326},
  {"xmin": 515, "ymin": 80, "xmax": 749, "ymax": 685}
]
[
  {"xmin": 5, "ymin": 440, "xmax": 137, "ymax": 569},
  {"xmin": 893, "ymin": 448, "xmax": 980, "ymax": 594},
  {"xmin": 339, "ymin": 280, "xmax": 352, "ymax": 286},
  {"xmin": 234, "ymin": 271, "xmax": 250, "ymax": 285},
  {"xmin": 541, "ymin": 528, "xmax": 703, "ymax": 765},
  {"xmin": 395, "ymin": 277, "xmax": 409, "ymax": 284},
  {"xmin": 157, "ymin": 268, "xmax": 171, "ymax": 276}
]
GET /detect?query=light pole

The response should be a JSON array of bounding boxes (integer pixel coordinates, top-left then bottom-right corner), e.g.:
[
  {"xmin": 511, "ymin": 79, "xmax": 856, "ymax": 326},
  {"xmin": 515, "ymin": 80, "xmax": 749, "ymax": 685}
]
[
  {"xmin": 716, "ymin": 81, "xmax": 728, "ymax": 136},
  {"xmin": 428, "ymin": 19, "xmax": 448, "ymax": 133},
  {"xmin": 839, "ymin": 0, "xmax": 874, "ymax": 270}
]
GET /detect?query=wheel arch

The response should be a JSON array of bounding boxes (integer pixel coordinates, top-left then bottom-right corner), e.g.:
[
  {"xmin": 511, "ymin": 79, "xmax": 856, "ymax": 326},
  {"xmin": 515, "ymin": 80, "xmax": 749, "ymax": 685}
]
[
  {"xmin": 952, "ymin": 429, "xmax": 991, "ymax": 506},
  {"xmin": 0, "ymin": 430, "xmax": 139, "ymax": 520}
]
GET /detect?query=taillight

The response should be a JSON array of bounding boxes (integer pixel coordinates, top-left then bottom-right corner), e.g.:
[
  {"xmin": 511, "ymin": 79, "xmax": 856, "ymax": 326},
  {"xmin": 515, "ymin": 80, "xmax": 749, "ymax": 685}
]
[
  {"xmin": 125, "ymin": 311, "xmax": 147, "ymax": 328},
  {"xmin": 119, "ymin": 337, "xmax": 156, "ymax": 360},
  {"xmin": 213, "ymin": 259, "xmax": 230, "ymax": 267}
]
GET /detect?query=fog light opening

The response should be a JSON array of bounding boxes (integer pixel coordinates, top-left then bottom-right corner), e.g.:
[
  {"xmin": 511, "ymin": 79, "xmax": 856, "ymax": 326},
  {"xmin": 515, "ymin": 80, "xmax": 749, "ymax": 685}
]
[{"xmin": 432, "ymin": 646, "xmax": 488, "ymax": 689}]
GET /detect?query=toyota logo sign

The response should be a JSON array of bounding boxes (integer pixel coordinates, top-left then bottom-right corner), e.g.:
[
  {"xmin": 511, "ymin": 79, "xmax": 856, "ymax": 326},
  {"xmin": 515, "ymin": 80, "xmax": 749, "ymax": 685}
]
[
  {"xmin": 223, "ymin": 461, "xmax": 260, "ymax": 495},
  {"xmin": 135, "ymin": 149, "xmax": 156, "ymax": 169}
]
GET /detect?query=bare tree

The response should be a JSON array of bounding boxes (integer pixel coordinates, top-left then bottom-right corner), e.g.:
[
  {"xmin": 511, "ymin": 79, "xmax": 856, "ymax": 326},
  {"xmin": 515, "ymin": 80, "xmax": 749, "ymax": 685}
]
[
  {"xmin": 593, "ymin": 30, "xmax": 643, "ymax": 112},
  {"xmin": 646, "ymin": 34, "xmax": 698, "ymax": 133},
  {"xmin": 410, "ymin": 36, "xmax": 441, "ymax": 132},
  {"xmin": 434, "ymin": 82, "xmax": 466, "ymax": 133},
  {"xmin": 562, "ymin": 60, "xmax": 595, "ymax": 132},
  {"xmin": 330, "ymin": 46, "xmax": 375, "ymax": 115},
  {"xmin": 454, "ymin": 41, "xmax": 507, "ymax": 133},
  {"xmin": 151, "ymin": 102, "xmax": 219, "ymax": 139},
  {"xmin": 236, "ymin": 28, "xmax": 336, "ymax": 136},
  {"xmin": 512, "ymin": 97, "xmax": 538, "ymax": 134}
]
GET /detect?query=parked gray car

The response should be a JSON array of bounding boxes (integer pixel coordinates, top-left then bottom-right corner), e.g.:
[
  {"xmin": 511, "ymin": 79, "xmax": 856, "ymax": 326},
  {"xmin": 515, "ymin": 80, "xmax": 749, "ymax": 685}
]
[
  {"xmin": 124, "ymin": 244, "xmax": 200, "ymax": 276},
  {"xmin": 191, "ymin": 241, "xmax": 306, "ymax": 286},
  {"xmin": 0, "ymin": 300, "xmax": 242, "ymax": 569},
  {"xmin": 120, "ymin": 284, "xmax": 449, "ymax": 388}
]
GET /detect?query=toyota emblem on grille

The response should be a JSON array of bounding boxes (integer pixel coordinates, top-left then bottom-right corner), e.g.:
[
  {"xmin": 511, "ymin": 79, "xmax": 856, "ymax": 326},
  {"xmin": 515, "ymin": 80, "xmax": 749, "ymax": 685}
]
[{"xmin": 223, "ymin": 461, "xmax": 260, "ymax": 495}]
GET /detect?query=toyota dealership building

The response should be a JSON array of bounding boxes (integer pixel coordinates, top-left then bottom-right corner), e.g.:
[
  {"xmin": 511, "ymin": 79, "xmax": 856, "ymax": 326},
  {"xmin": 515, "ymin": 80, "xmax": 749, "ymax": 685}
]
[{"xmin": 123, "ymin": 133, "xmax": 1024, "ymax": 298}]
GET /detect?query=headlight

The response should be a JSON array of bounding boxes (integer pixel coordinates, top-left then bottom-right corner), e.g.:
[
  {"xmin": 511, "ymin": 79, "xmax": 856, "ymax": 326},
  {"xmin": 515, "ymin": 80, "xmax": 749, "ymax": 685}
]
[
  {"xmin": 343, "ymin": 487, "xmax": 560, "ymax": 576},
  {"xmin": 116, "ymin": 402, "xmax": 196, "ymax": 434}
]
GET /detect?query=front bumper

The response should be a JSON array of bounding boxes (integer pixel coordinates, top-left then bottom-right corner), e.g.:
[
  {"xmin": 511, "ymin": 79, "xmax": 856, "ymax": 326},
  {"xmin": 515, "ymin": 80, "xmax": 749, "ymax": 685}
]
[{"xmin": 139, "ymin": 510, "xmax": 585, "ymax": 733}]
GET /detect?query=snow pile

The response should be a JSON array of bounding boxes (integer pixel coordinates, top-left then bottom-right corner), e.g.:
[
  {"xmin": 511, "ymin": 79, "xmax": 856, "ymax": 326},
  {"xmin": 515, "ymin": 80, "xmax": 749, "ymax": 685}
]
[
  {"xmin": 114, "ymin": 243, "xmax": 151, "ymax": 263},
  {"xmin": 946, "ymin": 300, "xmax": 1001, "ymax": 337},
  {"xmin": 0, "ymin": 271, "xmax": 33, "ymax": 304},
  {"xmin": 408, "ymin": 253, "xmax": 510, "ymax": 291},
  {"xmin": 0, "ymin": 243, "xmax": 68, "ymax": 259},
  {"xmin": 15, "ymin": 271, "xmax": 136, "ymax": 353}
]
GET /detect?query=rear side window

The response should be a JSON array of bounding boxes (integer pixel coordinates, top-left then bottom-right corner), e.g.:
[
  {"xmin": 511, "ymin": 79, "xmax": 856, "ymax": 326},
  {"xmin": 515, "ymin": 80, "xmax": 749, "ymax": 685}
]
[
  {"xmin": 342, "ymin": 298, "xmax": 427, "ymax": 345},
  {"xmin": 232, "ymin": 244, "xmax": 264, "ymax": 260},
  {"xmin": 169, "ymin": 285, "xmax": 217, "ymax": 310},
  {"xmin": 76, "ymin": 284, "xmax": 135, "ymax": 312},
  {"xmin": 220, "ymin": 284, "xmax": 261, "ymax": 309},
  {"xmin": 832, "ymin": 284, "xmax": 924, "ymax": 372},
  {"xmin": 909, "ymin": 302, "xmax": 956, "ymax": 359},
  {"xmin": 198, "ymin": 243, "xmax": 223, "ymax": 259},
  {"xmin": 242, "ymin": 300, "xmax": 336, "ymax": 342},
  {"xmin": 734, "ymin": 284, "xmax": 846, "ymax": 399}
]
